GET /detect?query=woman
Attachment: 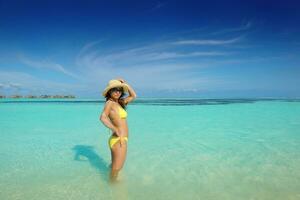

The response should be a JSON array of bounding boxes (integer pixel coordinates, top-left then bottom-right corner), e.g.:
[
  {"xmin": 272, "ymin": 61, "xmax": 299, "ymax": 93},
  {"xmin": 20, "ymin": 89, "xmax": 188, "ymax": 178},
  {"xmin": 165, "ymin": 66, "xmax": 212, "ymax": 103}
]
[{"xmin": 100, "ymin": 78, "xmax": 137, "ymax": 182}]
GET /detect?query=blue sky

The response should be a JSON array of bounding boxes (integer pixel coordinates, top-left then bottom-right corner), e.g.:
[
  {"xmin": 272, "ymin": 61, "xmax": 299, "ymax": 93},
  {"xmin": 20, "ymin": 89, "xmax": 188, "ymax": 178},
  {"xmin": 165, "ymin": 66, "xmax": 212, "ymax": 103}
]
[{"xmin": 0, "ymin": 0, "xmax": 300, "ymax": 98}]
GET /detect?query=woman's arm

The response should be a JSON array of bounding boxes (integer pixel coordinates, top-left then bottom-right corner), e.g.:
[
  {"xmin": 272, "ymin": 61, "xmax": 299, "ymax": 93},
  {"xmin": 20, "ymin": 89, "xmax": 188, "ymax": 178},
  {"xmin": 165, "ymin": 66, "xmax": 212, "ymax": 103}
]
[
  {"xmin": 100, "ymin": 101, "xmax": 117, "ymax": 133},
  {"xmin": 118, "ymin": 78, "xmax": 137, "ymax": 105}
]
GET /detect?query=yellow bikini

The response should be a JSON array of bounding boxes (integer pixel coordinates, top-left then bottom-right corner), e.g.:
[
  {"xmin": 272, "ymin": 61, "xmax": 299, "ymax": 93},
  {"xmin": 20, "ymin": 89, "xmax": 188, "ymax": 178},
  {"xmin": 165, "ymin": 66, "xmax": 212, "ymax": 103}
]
[
  {"xmin": 109, "ymin": 105, "xmax": 128, "ymax": 148},
  {"xmin": 118, "ymin": 105, "xmax": 127, "ymax": 119},
  {"xmin": 109, "ymin": 135, "xmax": 128, "ymax": 149}
]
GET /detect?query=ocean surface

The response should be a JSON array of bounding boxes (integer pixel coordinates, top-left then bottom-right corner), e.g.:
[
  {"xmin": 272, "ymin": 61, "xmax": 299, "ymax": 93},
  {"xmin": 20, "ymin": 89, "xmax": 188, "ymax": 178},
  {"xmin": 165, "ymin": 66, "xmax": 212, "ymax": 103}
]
[{"xmin": 0, "ymin": 98, "xmax": 300, "ymax": 200}]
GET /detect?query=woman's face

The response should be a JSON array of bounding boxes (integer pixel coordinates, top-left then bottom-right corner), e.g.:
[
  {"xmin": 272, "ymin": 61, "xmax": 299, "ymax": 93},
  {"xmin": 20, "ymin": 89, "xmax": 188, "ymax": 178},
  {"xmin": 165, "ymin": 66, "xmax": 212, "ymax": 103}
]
[{"xmin": 109, "ymin": 87, "xmax": 123, "ymax": 99}]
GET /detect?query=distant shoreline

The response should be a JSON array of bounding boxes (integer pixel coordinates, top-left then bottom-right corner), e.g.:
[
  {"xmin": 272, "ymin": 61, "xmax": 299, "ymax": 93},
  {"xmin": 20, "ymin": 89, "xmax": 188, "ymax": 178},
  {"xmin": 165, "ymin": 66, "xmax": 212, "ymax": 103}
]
[
  {"xmin": 1, "ymin": 98, "xmax": 300, "ymax": 105},
  {"xmin": 0, "ymin": 95, "xmax": 76, "ymax": 99}
]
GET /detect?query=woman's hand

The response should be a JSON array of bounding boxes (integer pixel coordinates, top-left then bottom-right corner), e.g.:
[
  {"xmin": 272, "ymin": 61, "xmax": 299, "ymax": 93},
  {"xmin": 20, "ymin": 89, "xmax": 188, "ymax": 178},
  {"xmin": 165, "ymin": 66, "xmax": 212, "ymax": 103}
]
[
  {"xmin": 114, "ymin": 128, "xmax": 125, "ymax": 147},
  {"xmin": 116, "ymin": 78, "xmax": 126, "ymax": 83}
]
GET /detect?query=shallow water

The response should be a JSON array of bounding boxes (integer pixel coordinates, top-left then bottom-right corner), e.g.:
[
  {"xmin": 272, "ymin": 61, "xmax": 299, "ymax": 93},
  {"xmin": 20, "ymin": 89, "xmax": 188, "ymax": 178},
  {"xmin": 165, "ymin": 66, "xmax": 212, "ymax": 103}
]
[{"xmin": 0, "ymin": 98, "xmax": 300, "ymax": 200}]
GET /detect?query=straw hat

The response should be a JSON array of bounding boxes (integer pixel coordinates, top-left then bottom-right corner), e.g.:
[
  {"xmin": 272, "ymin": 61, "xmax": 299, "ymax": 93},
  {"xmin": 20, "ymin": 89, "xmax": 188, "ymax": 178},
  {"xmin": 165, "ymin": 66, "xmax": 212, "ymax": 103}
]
[{"xmin": 102, "ymin": 79, "xmax": 129, "ymax": 97}]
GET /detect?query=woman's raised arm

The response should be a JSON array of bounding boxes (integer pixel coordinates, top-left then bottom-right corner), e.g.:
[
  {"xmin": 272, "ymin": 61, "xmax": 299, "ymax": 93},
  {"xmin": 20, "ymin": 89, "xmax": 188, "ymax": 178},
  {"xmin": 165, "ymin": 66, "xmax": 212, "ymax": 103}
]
[{"xmin": 117, "ymin": 78, "xmax": 137, "ymax": 105}]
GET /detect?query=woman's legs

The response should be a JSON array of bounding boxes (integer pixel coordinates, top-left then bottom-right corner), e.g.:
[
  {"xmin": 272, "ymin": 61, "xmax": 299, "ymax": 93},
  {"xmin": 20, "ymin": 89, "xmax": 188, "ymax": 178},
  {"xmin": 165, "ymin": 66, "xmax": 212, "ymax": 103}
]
[{"xmin": 110, "ymin": 140, "xmax": 127, "ymax": 182}]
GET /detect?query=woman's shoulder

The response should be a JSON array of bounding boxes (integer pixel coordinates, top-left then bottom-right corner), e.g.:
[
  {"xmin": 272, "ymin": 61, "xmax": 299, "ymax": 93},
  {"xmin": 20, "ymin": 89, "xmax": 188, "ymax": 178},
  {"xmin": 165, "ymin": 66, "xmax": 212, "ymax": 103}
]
[
  {"xmin": 106, "ymin": 100, "xmax": 119, "ymax": 108},
  {"xmin": 104, "ymin": 100, "xmax": 114, "ymax": 107}
]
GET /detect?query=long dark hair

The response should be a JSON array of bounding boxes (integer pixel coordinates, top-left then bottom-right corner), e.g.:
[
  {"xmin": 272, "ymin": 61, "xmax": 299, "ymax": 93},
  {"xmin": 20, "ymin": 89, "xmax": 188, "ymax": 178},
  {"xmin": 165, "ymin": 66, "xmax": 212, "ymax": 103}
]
[{"xmin": 105, "ymin": 88, "xmax": 127, "ymax": 109}]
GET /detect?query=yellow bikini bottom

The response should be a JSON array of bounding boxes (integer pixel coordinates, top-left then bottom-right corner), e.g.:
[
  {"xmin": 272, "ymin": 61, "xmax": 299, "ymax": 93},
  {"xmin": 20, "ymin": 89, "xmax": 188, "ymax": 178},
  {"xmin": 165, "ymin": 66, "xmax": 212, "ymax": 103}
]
[{"xmin": 109, "ymin": 135, "xmax": 128, "ymax": 149}]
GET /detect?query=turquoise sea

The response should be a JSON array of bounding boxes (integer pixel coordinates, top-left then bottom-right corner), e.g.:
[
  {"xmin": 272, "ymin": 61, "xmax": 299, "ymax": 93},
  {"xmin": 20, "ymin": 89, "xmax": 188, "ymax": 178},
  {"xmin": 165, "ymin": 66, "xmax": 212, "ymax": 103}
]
[{"xmin": 0, "ymin": 98, "xmax": 300, "ymax": 200}]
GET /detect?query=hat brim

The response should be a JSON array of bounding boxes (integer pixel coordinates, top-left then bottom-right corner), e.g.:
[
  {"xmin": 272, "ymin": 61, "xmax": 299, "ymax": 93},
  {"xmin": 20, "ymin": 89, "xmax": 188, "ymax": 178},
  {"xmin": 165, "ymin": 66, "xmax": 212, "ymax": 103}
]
[{"xmin": 102, "ymin": 83, "xmax": 129, "ymax": 97}]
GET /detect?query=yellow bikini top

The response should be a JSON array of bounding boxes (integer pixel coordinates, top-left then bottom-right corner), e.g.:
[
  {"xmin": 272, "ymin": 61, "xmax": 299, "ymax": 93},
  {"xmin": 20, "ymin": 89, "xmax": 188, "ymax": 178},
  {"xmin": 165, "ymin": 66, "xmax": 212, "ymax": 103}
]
[{"xmin": 118, "ymin": 105, "xmax": 127, "ymax": 119}]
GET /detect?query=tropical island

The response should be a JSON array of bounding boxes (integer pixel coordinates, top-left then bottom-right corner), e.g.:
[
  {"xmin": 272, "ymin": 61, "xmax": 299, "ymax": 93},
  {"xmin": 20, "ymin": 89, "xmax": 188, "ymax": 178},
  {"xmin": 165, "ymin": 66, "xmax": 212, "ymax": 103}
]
[{"xmin": 0, "ymin": 95, "xmax": 76, "ymax": 99}]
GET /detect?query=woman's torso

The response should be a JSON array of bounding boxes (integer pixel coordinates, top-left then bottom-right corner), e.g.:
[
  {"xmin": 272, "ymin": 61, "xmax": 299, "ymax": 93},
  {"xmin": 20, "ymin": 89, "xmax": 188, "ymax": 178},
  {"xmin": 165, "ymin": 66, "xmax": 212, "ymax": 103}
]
[{"xmin": 108, "ymin": 101, "xmax": 128, "ymax": 137}]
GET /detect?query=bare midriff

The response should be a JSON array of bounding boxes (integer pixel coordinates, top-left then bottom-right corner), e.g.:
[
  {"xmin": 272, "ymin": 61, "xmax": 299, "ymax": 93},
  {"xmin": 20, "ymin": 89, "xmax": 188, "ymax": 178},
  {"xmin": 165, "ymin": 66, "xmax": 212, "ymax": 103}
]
[{"xmin": 109, "ymin": 105, "xmax": 128, "ymax": 137}]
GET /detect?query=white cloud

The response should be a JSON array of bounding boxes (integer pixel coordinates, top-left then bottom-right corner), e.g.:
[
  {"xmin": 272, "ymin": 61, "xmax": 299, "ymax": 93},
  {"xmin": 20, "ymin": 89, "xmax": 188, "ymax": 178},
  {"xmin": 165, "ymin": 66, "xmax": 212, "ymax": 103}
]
[
  {"xmin": 76, "ymin": 39, "xmax": 231, "ymax": 70},
  {"xmin": 172, "ymin": 36, "xmax": 241, "ymax": 45},
  {"xmin": 75, "ymin": 41, "xmax": 228, "ymax": 92},
  {"xmin": 18, "ymin": 55, "xmax": 81, "ymax": 80},
  {"xmin": 9, "ymin": 31, "xmax": 246, "ymax": 96},
  {"xmin": 8, "ymin": 83, "xmax": 21, "ymax": 89},
  {"xmin": 77, "ymin": 39, "xmax": 106, "ymax": 58},
  {"xmin": 213, "ymin": 21, "xmax": 252, "ymax": 35},
  {"xmin": 148, "ymin": 1, "xmax": 167, "ymax": 12},
  {"xmin": 0, "ymin": 70, "xmax": 85, "ymax": 94}
]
